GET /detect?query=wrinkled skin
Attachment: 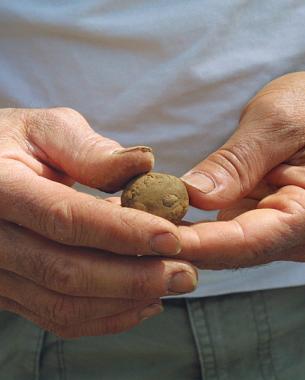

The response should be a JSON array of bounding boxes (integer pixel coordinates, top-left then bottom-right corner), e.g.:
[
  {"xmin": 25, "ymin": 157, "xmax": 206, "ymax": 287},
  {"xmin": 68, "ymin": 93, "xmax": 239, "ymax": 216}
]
[
  {"xmin": 2, "ymin": 71, "xmax": 304, "ymax": 338},
  {"xmin": 179, "ymin": 72, "xmax": 305, "ymax": 269},
  {"xmin": 0, "ymin": 107, "xmax": 198, "ymax": 338}
]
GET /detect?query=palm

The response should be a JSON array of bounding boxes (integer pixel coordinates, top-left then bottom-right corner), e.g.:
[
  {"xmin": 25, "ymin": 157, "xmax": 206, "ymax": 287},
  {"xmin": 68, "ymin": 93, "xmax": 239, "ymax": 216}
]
[{"xmin": 178, "ymin": 182, "xmax": 305, "ymax": 269}]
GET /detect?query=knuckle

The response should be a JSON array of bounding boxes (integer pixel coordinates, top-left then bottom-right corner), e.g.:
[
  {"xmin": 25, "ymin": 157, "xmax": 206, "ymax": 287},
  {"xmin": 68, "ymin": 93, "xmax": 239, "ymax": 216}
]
[
  {"xmin": 241, "ymin": 90, "xmax": 305, "ymax": 145},
  {"xmin": 241, "ymin": 90, "xmax": 289, "ymax": 125},
  {"xmin": 41, "ymin": 198, "xmax": 82, "ymax": 245},
  {"xmin": 88, "ymin": 315, "xmax": 132, "ymax": 336},
  {"xmin": 117, "ymin": 208, "xmax": 165, "ymax": 254},
  {"xmin": 256, "ymin": 93, "xmax": 286, "ymax": 123},
  {"xmin": 212, "ymin": 147, "xmax": 252, "ymax": 194},
  {"xmin": 42, "ymin": 256, "xmax": 84, "ymax": 295},
  {"xmin": 108, "ymin": 208, "xmax": 140, "ymax": 254},
  {"xmin": 0, "ymin": 108, "xmax": 25, "ymax": 143},
  {"xmin": 43, "ymin": 107, "xmax": 86, "ymax": 127},
  {"xmin": 0, "ymin": 107, "xmax": 17, "ymax": 120},
  {"xmin": 50, "ymin": 295, "xmax": 83, "ymax": 325},
  {"xmin": 75, "ymin": 135, "xmax": 105, "ymax": 182},
  {"xmin": 52, "ymin": 107, "xmax": 81, "ymax": 117},
  {"xmin": 127, "ymin": 268, "xmax": 153, "ymax": 299},
  {"xmin": 54, "ymin": 316, "xmax": 133, "ymax": 338},
  {"xmin": 27, "ymin": 107, "xmax": 89, "ymax": 141},
  {"xmin": 101, "ymin": 318, "xmax": 126, "ymax": 335},
  {"xmin": 118, "ymin": 207, "xmax": 137, "ymax": 232}
]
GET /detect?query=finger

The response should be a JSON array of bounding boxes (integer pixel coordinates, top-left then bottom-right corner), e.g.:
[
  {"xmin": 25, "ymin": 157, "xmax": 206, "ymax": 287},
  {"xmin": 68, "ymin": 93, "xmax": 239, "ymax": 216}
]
[
  {"xmin": 0, "ymin": 268, "xmax": 158, "ymax": 325},
  {"xmin": 266, "ymin": 164, "xmax": 305, "ymax": 188},
  {"xmin": 0, "ymin": 163, "xmax": 181, "ymax": 256},
  {"xmin": 0, "ymin": 296, "xmax": 163, "ymax": 338},
  {"xmin": 60, "ymin": 302, "xmax": 163, "ymax": 338},
  {"xmin": 178, "ymin": 203, "xmax": 293, "ymax": 269},
  {"xmin": 0, "ymin": 221, "xmax": 198, "ymax": 298},
  {"xmin": 217, "ymin": 198, "xmax": 259, "ymax": 221},
  {"xmin": 247, "ymin": 180, "xmax": 277, "ymax": 200},
  {"xmin": 105, "ymin": 197, "xmax": 121, "ymax": 205},
  {"xmin": 26, "ymin": 108, "xmax": 154, "ymax": 192},
  {"xmin": 215, "ymin": 182, "xmax": 277, "ymax": 225}
]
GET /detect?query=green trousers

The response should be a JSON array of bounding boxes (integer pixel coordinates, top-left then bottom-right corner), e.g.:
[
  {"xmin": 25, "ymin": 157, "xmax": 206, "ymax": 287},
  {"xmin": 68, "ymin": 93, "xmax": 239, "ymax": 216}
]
[{"xmin": 1, "ymin": 286, "xmax": 305, "ymax": 380}]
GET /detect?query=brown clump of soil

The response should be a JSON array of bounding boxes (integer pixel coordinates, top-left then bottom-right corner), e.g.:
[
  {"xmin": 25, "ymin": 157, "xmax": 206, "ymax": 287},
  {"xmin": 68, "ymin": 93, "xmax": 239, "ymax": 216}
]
[{"xmin": 121, "ymin": 172, "xmax": 189, "ymax": 224}]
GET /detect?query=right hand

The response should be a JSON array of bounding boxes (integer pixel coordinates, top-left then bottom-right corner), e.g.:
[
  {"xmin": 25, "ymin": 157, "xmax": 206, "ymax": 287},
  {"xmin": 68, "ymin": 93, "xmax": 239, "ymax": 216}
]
[{"xmin": 0, "ymin": 107, "xmax": 197, "ymax": 338}]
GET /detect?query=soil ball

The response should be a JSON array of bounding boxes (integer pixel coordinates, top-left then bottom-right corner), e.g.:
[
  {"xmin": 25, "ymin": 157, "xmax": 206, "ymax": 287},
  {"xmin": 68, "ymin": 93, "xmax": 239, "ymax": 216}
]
[{"xmin": 121, "ymin": 172, "xmax": 189, "ymax": 224}]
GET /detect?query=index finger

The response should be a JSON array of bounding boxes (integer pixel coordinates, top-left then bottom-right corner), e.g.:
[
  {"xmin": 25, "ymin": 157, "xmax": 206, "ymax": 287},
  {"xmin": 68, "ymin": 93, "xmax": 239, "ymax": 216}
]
[
  {"xmin": 0, "ymin": 162, "xmax": 181, "ymax": 256},
  {"xmin": 178, "ymin": 206, "xmax": 293, "ymax": 268}
]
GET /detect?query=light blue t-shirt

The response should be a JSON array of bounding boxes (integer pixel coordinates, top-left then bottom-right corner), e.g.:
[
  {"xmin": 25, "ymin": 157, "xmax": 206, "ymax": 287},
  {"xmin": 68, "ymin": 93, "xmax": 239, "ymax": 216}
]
[{"xmin": 1, "ymin": 0, "xmax": 305, "ymax": 297}]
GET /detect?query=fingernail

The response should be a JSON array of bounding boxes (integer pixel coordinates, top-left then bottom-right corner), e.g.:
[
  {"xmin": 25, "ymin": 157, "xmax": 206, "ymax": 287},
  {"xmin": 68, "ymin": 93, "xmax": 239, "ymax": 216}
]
[
  {"xmin": 168, "ymin": 271, "xmax": 198, "ymax": 294},
  {"xmin": 140, "ymin": 303, "xmax": 163, "ymax": 321},
  {"xmin": 150, "ymin": 233, "xmax": 181, "ymax": 255},
  {"xmin": 182, "ymin": 171, "xmax": 215, "ymax": 194},
  {"xmin": 112, "ymin": 146, "xmax": 153, "ymax": 155}
]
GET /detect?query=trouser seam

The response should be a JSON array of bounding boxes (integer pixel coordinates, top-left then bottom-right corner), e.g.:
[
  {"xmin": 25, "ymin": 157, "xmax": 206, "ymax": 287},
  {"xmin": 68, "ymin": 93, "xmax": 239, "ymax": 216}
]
[
  {"xmin": 250, "ymin": 291, "xmax": 278, "ymax": 380},
  {"xmin": 186, "ymin": 298, "xmax": 219, "ymax": 380},
  {"xmin": 186, "ymin": 299, "xmax": 205, "ymax": 380},
  {"xmin": 56, "ymin": 338, "xmax": 67, "ymax": 380},
  {"xmin": 33, "ymin": 328, "xmax": 45, "ymax": 380},
  {"xmin": 261, "ymin": 291, "xmax": 278, "ymax": 380}
]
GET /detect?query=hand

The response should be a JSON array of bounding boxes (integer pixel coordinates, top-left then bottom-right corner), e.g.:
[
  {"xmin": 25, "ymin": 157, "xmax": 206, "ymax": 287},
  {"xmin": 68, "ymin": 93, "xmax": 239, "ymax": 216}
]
[
  {"xmin": 179, "ymin": 72, "xmax": 305, "ymax": 269},
  {"xmin": 0, "ymin": 107, "xmax": 197, "ymax": 338}
]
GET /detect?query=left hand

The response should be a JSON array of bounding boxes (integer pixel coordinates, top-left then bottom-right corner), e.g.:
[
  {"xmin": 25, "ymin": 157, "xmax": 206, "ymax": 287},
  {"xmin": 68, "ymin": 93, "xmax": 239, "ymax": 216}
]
[{"xmin": 179, "ymin": 72, "xmax": 305, "ymax": 269}]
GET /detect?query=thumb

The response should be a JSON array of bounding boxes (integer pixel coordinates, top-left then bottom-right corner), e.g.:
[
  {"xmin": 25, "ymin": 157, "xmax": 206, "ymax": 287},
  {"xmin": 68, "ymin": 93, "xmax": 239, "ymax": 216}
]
[
  {"xmin": 181, "ymin": 122, "xmax": 302, "ymax": 210},
  {"xmin": 181, "ymin": 72, "xmax": 305, "ymax": 209},
  {"xmin": 27, "ymin": 107, "xmax": 154, "ymax": 192}
]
